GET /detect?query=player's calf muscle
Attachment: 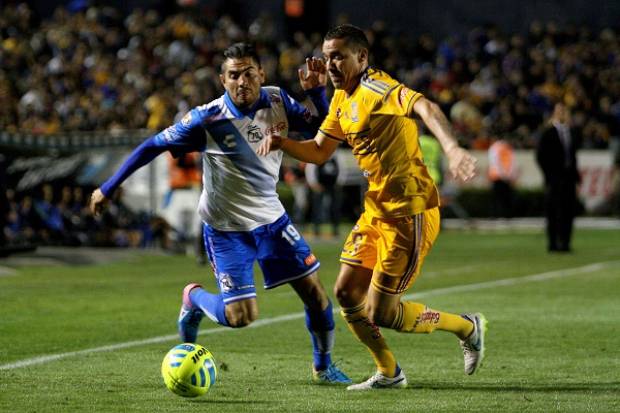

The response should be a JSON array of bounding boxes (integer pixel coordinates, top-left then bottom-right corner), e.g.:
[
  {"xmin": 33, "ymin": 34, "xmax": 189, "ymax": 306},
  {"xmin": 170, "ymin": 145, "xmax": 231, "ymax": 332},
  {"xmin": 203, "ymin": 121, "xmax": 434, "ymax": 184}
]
[
  {"xmin": 225, "ymin": 300, "xmax": 258, "ymax": 327},
  {"xmin": 291, "ymin": 273, "xmax": 329, "ymax": 310}
]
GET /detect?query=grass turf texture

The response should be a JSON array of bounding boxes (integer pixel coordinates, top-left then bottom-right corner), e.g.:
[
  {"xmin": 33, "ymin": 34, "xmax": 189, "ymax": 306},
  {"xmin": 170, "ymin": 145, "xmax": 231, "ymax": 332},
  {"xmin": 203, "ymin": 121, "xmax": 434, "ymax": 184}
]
[{"xmin": 1, "ymin": 228, "xmax": 619, "ymax": 412}]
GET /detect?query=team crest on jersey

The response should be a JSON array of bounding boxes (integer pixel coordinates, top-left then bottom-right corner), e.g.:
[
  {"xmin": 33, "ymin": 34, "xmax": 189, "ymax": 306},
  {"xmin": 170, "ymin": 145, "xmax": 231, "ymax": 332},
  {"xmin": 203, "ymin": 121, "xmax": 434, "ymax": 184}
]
[
  {"xmin": 247, "ymin": 124, "xmax": 264, "ymax": 143},
  {"xmin": 218, "ymin": 273, "xmax": 234, "ymax": 292},
  {"xmin": 336, "ymin": 108, "xmax": 342, "ymax": 119},
  {"xmin": 270, "ymin": 93, "xmax": 282, "ymax": 104},
  {"xmin": 181, "ymin": 112, "xmax": 192, "ymax": 126}
]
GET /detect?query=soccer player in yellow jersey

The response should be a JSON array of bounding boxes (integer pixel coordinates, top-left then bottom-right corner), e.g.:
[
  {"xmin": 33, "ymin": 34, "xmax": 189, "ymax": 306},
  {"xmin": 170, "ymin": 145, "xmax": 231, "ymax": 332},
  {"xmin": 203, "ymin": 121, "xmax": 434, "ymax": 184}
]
[{"xmin": 257, "ymin": 24, "xmax": 487, "ymax": 390}]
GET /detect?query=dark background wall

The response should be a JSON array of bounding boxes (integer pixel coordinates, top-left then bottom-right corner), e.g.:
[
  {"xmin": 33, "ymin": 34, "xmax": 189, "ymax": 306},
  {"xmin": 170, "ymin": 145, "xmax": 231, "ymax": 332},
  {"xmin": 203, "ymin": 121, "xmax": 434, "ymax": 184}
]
[
  {"xmin": 327, "ymin": 0, "xmax": 620, "ymax": 38},
  {"xmin": 24, "ymin": 0, "xmax": 620, "ymax": 39}
]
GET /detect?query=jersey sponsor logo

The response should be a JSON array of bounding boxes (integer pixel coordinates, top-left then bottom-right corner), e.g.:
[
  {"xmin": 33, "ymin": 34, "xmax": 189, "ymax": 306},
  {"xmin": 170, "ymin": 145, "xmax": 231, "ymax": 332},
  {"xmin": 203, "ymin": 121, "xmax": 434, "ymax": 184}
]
[
  {"xmin": 413, "ymin": 308, "xmax": 440, "ymax": 330},
  {"xmin": 162, "ymin": 126, "xmax": 182, "ymax": 143},
  {"xmin": 181, "ymin": 112, "xmax": 193, "ymax": 126},
  {"xmin": 304, "ymin": 254, "xmax": 317, "ymax": 266},
  {"xmin": 265, "ymin": 121, "xmax": 287, "ymax": 136},
  {"xmin": 247, "ymin": 124, "xmax": 264, "ymax": 143}
]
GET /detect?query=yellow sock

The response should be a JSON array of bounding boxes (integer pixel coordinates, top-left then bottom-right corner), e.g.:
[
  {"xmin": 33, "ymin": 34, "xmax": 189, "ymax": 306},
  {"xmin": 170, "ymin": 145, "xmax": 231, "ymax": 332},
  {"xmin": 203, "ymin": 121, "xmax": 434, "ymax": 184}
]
[
  {"xmin": 341, "ymin": 302, "xmax": 398, "ymax": 377},
  {"xmin": 391, "ymin": 301, "xmax": 474, "ymax": 339}
]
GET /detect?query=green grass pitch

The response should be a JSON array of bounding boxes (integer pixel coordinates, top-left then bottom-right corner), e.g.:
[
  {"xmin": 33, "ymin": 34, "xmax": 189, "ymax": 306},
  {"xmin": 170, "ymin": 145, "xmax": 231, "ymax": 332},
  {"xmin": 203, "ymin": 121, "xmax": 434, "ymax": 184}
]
[{"xmin": 1, "ymin": 228, "xmax": 619, "ymax": 412}]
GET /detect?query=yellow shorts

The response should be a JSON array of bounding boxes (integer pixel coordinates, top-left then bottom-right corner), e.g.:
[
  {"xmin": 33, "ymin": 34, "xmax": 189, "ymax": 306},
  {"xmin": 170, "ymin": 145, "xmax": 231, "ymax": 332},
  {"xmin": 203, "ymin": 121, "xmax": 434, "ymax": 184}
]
[{"xmin": 340, "ymin": 207, "xmax": 440, "ymax": 295}]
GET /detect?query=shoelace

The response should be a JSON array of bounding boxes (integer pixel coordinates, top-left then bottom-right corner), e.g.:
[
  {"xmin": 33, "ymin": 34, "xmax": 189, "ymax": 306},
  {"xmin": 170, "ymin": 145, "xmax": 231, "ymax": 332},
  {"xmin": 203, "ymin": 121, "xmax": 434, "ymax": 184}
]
[{"xmin": 359, "ymin": 372, "xmax": 387, "ymax": 385}]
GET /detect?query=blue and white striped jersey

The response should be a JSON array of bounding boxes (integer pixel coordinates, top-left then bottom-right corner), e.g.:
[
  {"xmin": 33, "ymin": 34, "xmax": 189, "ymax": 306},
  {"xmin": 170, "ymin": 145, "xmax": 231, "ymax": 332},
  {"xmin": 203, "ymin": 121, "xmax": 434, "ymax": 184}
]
[{"xmin": 152, "ymin": 86, "xmax": 326, "ymax": 231}]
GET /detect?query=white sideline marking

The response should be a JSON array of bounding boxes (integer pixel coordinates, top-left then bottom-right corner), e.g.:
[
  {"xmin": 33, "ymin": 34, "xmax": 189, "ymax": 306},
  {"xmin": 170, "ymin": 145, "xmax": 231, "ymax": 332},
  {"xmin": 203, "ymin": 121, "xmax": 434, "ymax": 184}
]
[
  {"xmin": 1, "ymin": 261, "xmax": 616, "ymax": 371},
  {"xmin": 0, "ymin": 266, "xmax": 17, "ymax": 277}
]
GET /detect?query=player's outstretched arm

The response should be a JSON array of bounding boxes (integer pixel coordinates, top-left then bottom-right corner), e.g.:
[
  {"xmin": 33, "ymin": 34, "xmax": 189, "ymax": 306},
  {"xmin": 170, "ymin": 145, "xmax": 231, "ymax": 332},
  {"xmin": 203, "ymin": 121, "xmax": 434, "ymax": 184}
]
[
  {"xmin": 413, "ymin": 97, "xmax": 476, "ymax": 182},
  {"xmin": 256, "ymin": 132, "xmax": 339, "ymax": 165},
  {"xmin": 88, "ymin": 136, "xmax": 169, "ymax": 216}
]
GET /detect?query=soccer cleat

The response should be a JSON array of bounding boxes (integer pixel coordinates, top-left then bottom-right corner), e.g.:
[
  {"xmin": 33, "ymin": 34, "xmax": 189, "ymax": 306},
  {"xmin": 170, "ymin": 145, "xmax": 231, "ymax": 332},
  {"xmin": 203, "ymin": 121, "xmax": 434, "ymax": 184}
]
[
  {"xmin": 177, "ymin": 283, "xmax": 205, "ymax": 343},
  {"xmin": 459, "ymin": 313, "xmax": 487, "ymax": 375},
  {"xmin": 346, "ymin": 366, "xmax": 407, "ymax": 390},
  {"xmin": 312, "ymin": 363, "xmax": 352, "ymax": 384}
]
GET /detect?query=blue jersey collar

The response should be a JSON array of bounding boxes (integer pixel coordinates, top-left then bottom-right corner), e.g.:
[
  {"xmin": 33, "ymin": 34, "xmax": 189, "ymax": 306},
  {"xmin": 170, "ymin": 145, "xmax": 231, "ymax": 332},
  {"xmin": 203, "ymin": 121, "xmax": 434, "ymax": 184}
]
[{"xmin": 224, "ymin": 88, "xmax": 272, "ymax": 119}]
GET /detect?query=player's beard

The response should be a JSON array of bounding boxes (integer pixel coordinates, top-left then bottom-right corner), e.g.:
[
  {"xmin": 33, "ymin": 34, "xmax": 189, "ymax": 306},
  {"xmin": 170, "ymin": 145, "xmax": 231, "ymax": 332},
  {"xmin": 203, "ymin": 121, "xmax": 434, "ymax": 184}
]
[{"xmin": 235, "ymin": 87, "xmax": 256, "ymax": 107}]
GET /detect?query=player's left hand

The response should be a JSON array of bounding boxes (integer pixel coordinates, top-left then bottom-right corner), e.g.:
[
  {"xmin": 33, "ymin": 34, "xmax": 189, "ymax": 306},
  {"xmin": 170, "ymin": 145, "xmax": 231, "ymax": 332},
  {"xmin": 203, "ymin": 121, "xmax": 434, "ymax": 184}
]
[
  {"xmin": 446, "ymin": 147, "xmax": 477, "ymax": 181},
  {"xmin": 256, "ymin": 133, "xmax": 285, "ymax": 156},
  {"xmin": 298, "ymin": 57, "xmax": 327, "ymax": 90}
]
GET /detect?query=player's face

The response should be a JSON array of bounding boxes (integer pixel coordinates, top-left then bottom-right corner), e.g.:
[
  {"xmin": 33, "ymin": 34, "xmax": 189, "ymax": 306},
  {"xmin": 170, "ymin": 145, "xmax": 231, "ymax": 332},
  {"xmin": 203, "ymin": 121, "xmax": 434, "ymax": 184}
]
[
  {"xmin": 220, "ymin": 57, "xmax": 265, "ymax": 108},
  {"xmin": 322, "ymin": 38, "xmax": 368, "ymax": 94}
]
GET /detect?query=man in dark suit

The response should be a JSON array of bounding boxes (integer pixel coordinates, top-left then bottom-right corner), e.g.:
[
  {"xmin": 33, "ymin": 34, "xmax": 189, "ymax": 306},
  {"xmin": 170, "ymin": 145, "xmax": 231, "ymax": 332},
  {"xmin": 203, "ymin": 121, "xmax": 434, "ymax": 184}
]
[{"xmin": 536, "ymin": 103, "xmax": 580, "ymax": 252}]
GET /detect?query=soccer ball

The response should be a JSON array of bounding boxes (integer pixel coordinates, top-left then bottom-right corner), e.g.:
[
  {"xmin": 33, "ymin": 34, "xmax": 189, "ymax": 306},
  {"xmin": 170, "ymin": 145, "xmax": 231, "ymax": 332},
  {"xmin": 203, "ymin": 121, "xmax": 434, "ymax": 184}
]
[{"xmin": 161, "ymin": 343, "xmax": 217, "ymax": 397}]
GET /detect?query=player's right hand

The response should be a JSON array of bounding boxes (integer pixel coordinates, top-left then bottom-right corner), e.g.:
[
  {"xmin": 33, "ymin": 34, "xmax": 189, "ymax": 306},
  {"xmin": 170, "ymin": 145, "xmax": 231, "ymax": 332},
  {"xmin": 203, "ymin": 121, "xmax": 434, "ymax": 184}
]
[
  {"xmin": 89, "ymin": 188, "xmax": 108, "ymax": 217},
  {"xmin": 298, "ymin": 57, "xmax": 327, "ymax": 90},
  {"xmin": 256, "ymin": 134, "xmax": 285, "ymax": 156}
]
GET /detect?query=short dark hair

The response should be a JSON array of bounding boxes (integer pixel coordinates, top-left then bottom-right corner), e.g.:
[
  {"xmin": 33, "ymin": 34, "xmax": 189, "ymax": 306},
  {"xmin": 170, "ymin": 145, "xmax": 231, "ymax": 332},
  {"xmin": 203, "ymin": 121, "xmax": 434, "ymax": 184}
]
[
  {"xmin": 221, "ymin": 43, "xmax": 261, "ymax": 71},
  {"xmin": 324, "ymin": 24, "xmax": 369, "ymax": 51}
]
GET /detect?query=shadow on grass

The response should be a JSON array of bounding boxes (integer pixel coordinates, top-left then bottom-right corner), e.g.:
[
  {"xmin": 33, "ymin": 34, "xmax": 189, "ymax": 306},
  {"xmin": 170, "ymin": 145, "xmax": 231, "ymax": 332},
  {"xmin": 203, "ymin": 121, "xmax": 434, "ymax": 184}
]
[{"xmin": 410, "ymin": 381, "xmax": 620, "ymax": 393}]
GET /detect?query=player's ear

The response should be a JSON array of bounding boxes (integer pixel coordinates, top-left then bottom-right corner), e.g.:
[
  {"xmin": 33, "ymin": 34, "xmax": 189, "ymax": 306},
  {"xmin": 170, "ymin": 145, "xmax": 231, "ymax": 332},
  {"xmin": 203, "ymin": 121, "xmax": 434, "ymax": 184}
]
[
  {"xmin": 258, "ymin": 67, "xmax": 266, "ymax": 84},
  {"xmin": 219, "ymin": 59, "xmax": 228, "ymax": 87},
  {"xmin": 358, "ymin": 48, "xmax": 368, "ymax": 65}
]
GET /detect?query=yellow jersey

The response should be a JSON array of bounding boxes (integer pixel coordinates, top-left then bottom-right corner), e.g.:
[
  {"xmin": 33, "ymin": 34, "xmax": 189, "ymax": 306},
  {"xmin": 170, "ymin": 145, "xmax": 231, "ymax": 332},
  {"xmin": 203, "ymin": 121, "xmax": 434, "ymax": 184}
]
[{"xmin": 319, "ymin": 68, "xmax": 439, "ymax": 218}]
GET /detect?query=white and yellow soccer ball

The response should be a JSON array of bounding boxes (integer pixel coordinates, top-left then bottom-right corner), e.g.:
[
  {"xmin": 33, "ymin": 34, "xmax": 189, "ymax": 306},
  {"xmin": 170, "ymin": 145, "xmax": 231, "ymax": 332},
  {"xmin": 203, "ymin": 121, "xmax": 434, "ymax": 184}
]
[{"xmin": 161, "ymin": 343, "xmax": 217, "ymax": 397}]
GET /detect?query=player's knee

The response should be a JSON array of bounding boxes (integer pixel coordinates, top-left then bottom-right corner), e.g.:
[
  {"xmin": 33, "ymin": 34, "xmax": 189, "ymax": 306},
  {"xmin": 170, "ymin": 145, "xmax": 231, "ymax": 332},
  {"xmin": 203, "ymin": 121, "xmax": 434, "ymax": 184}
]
[
  {"xmin": 334, "ymin": 283, "xmax": 363, "ymax": 308},
  {"xmin": 333, "ymin": 283, "xmax": 348, "ymax": 306}
]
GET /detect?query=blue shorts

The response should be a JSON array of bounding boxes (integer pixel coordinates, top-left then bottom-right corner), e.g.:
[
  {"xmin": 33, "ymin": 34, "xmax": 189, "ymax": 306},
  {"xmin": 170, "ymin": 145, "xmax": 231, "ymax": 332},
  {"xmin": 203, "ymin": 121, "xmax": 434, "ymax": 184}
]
[{"xmin": 203, "ymin": 214, "xmax": 320, "ymax": 304}]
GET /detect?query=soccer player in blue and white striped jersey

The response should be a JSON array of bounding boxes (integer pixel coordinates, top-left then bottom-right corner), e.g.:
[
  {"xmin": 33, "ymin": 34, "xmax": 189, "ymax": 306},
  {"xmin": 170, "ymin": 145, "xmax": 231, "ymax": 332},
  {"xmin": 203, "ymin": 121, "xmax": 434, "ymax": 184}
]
[{"xmin": 90, "ymin": 43, "xmax": 350, "ymax": 384}]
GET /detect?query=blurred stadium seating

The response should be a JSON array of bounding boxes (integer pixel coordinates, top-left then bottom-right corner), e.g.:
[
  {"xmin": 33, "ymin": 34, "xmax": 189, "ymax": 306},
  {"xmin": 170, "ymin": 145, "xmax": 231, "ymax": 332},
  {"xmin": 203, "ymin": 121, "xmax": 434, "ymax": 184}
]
[{"xmin": 1, "ymin": 1, "xmax": 619, "ymax": 249}]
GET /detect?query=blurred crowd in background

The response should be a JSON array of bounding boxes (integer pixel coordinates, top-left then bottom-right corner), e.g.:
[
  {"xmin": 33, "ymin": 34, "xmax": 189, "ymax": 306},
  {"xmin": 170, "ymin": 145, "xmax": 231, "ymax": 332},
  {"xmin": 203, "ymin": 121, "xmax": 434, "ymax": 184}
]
[
  {"xmin": 1, "ymin": 2, "xmax": 619, "ymax": 149},
  {"xmin": 1, "ymin": 182, "xmax": 172, "ymax": 248},
  {"xmin": 1, "ymin": 1, "xmax": 620, "ymax": 249}
]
